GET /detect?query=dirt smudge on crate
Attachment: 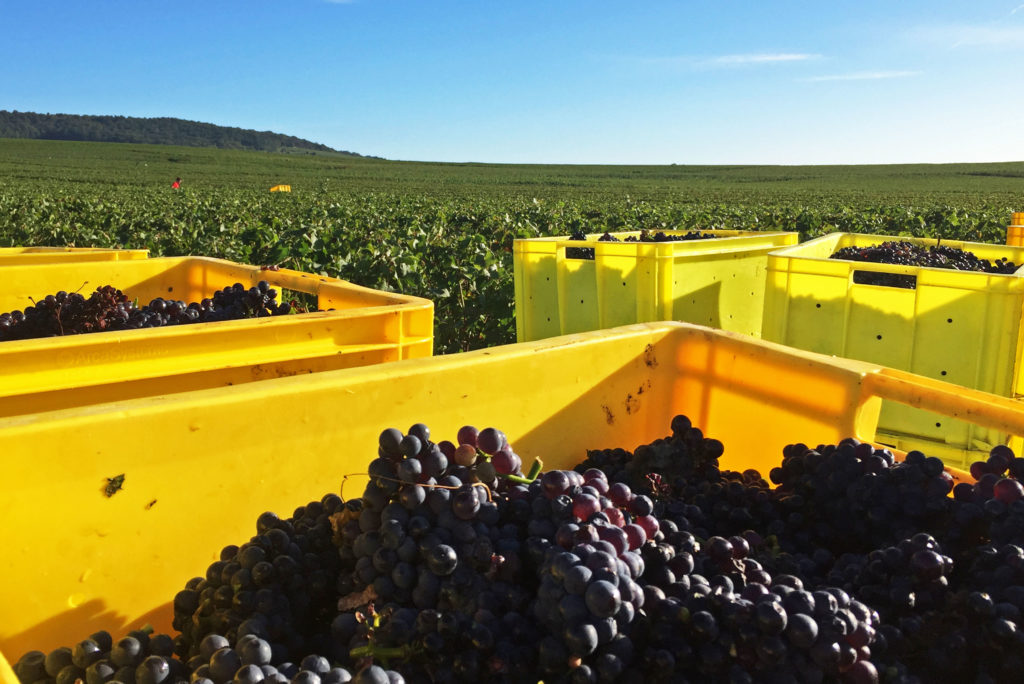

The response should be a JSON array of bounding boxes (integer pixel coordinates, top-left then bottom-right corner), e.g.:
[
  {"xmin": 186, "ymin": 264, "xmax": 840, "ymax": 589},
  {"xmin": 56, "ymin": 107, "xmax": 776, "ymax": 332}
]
[
  {"xmin": 644, "ymin": 344, "xmax": 657, "ymax": 368},
  {"xmin": 625, "ymin": 393, "xmax": 639, "ymax": 415},
  {"xmin": 103, "ymin": 474, "xmax": 125, "ymax": 497},
  {"xmin": 250, "ymin": 365, "xmax": 317, "ymax": 380},
  {"xmin": 602, "ymin": 405, "xmax": 614, "ymax": 425}
]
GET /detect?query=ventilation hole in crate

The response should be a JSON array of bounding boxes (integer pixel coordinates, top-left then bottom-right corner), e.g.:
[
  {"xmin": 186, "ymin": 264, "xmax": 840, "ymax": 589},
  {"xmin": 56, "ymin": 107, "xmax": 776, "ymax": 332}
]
[
  {"xmin": 167, "ymin": 286, "xmax": 174, "ymax": 293},
  {"xmin": 580, "ymin": 299, "xmax": 584, "ymax": 304},
  {"xmin": 941, "ymin": 371, "xmax": 947, "ymax": 376},
  {"xmin": 622, "ymin": 282, "xmax": 626, "ymax": 286},
  {"xmin": 936, "ymin": 422, "xmax": 942, "ymax": 428},
  {"xmin": 816, "ymin": 303, "xmax": 821, "ymax": 309},
  {"xmin": 947, "ymin": 318, "xmax": 953, "ymax": 323},
  {"xmin": 876, "ymin": 334, "xmax": 883, "ymax": 340}
]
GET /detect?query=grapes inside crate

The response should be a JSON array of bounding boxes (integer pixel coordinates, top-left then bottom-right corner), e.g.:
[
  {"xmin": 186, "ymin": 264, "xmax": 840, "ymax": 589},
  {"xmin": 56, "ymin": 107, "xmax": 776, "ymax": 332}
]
[
  {"xmin": 0, "ymin": 256, "xmax": 433, "ymax": 417},
  {"xmin": 3, "ymin": 322, "xmax": 1024, "ymax": 683}
]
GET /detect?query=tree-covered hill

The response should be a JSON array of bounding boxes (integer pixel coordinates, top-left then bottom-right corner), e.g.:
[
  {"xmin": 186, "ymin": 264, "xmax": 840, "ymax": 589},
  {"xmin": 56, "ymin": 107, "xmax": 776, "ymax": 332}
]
[{"xmin": 0, "ymin": 110, "xmax": 373, "ymax": 157}]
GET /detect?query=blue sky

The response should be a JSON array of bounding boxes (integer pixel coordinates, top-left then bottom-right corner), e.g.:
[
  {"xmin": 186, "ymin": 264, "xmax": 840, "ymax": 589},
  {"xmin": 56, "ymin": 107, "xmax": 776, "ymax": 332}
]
[{"xmin": 2, "ymin": 1, "xmax": 1022, "ymax": 164}]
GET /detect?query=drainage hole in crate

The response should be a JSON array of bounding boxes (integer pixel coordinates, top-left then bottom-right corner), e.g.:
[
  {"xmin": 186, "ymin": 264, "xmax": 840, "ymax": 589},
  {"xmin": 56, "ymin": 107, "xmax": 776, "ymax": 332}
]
[
  {"xmin": 622, "ymin": 282, "xmax": 626, "ymax": 286},
  {"xmin": 936, "ymin": 422, "xmax": 942, "ymax": 428},
  {"xmin": 941, "ymin": 370, "xmax": 947, "ymax": 376},
  {"xmin": 580, "ymin": 299, "xmax": 584, "ymax": 304},
  {"xmin": 816, "ymin": 303, "xmax": 821, "ymax": 309},
  {"xmin": 947, "ymin": 318, "xmax": 953, "ymax": 323},
  {"xmin": 876, "ymin": 334, "xmax": 883, "ymax": 340}
]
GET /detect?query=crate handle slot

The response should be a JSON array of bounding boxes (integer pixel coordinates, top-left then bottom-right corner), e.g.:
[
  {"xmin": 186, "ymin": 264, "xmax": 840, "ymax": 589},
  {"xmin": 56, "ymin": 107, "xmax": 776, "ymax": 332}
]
[
  {"xmin": 852, "ymin": 270, "xmax": 917, "ymax": 289},
  {"xmin": 565, "ymin": 246, "xmax": 596, "ymax": 260},
  {"xmin": 864, "ymin": 369, "xmax": 1024, "ymax": 439}
]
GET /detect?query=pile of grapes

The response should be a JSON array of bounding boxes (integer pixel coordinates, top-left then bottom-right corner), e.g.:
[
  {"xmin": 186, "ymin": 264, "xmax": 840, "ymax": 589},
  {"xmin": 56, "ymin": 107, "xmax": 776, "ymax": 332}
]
[
  {"xmin": 0, "ymin": 282, "xmax": 299, "ymax": 342},
  {"xmin": 566, "ymin": 230, "xmax": 715, "ymax": 259},
  {"xmin": 15, "ymin": 419, "xmax": 1024, "ymax": 683},
  {"xmin": 830, "ymin": 241, "xmax": 1019, "ymax": 289}
]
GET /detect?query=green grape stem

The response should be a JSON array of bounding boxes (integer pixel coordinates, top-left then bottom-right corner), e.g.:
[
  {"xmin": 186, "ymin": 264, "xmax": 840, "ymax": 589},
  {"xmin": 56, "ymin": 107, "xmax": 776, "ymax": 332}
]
[
  {"xmin": 349, "ymin": 643, "xmax": 418, "ymax": 663},
  {"xmin": 527, "ymin": 457, "xmax": 543, "ymax": 480},
  {"xmin": 498, "ymin": 457, "xmax": 544, "ymax": 484}
]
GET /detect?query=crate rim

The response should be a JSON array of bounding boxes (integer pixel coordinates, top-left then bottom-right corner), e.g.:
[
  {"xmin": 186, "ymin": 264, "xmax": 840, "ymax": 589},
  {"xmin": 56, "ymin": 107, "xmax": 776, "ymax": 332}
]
[{"xmin": 3, "ymin": 320, "xmax": 1022, "ymax": 438}]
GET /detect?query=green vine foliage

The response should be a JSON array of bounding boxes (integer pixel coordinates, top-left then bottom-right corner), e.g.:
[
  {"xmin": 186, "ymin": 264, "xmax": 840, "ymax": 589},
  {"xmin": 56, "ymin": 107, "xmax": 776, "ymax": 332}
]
[{"xmin": 0, "ymin": 142, "xmax": 1020, "ymax": 353}]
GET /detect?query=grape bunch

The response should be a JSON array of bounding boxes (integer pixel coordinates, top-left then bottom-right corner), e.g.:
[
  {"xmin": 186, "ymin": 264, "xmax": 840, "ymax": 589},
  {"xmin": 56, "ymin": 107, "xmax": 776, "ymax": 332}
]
[
  {"xmin": 12, "ymin": 628, "xmax": 189, "ymax": 684},
  {"xmin": 575, "ymin": 414, "xmax": 725, "ymax": 497},
  {"xmin": 0, "ymin": 281, "xmax": 298, "ymax": 342},
  {"xmin": 620, "ymin": 229, "xmax": 715, "ymax": 243},
  {"xmin": 0, "ymin": 285, "xmax": 133, "ymax": 340},
  {"xmin": 830, "ymin": 240, "xmax": 1019, "ymax": 289},
  {"xmin": 19, "ymin": 418, "xmax": 1024, "ymax": 683},
  {"xmin": 765, "ymin": 444, "xmax": 956, "ymax": 557},
  {"xmin": 565, "ymin": 229, "xmax": 715, "ymax": 259}
]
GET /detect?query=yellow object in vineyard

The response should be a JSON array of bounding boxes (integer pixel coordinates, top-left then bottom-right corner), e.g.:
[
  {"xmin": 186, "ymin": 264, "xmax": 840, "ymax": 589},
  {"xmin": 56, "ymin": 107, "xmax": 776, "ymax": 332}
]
[
  {"xmin": 270, "ymin": 184, "xmax": 291, "ymax": 192},
  {"xmin": 1008, "ymin": 211, "xmax": 1024, "ymax": 247}
]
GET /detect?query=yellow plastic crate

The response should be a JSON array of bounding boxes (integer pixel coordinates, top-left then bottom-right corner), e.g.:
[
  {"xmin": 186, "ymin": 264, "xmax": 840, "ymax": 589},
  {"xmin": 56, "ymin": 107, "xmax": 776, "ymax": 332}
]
[
  {"xmin": 513, "ymin": 229, "xmax": 798, "ymax": 341},
  {"xmin": 0, "ymin": 257, "xmax": 433, "ymax": 417},
  {"xmin": 0, "ymin": 247, "xmax": 148, "ymax": 265},
  {"xmin": 3, "ymin": 321, "xmax": 1021, "ymax": 668},
  {"xmin": 1007, "ymin": 212, "xmax": 1024, "ymax": 247},
  {"xmin": 762, "ymin": 232, "xmax": 1024, "ymax": 468}
]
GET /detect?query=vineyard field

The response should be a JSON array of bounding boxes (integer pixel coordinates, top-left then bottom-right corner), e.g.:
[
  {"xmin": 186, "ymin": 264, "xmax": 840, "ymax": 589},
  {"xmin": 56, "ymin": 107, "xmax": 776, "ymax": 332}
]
[{"xmin": 2, "ymin": 138, "xmax": 1022, "ymax": 352}]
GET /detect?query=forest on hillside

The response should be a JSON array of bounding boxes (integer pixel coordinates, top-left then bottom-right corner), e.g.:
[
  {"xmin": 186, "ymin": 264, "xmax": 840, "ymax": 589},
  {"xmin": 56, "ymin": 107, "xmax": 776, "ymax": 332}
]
[{"xmin": 0, "ymin": 110, "xmax": 372, "ymax": 156}]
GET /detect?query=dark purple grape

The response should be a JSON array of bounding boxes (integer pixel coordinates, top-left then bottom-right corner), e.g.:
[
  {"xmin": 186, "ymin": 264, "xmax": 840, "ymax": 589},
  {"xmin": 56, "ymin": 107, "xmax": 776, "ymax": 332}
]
[
  {"xmin": 378, "ymin": 429, "xmax": 403, "ymax": 456},
  {"xmin": 477, "ymin": 427, "xmax": 504, "ymax": 455},
  {"xmin": 15, "ymin": 651, "xmax": 47, "ymax": 684},
  {"xmin": 456, "ymin": 425, "xmax": 479, "ymax": 447},
  {"xmin": 72, "ymin": 640, "xmax": 104, "ymax": 669},
  {"xmin": 542, "ymin": 470, "xmax": 572, "ymax": 499},
  {"xmin": 452, "ymin": 487, "xmax": 481, "ymax": 520},
  {"xmin": 585, "ymin": 580, "xmax": 621, "ymax": 618},
  {"xmin": 134, "ymin": 656, "xmax": 169, "ymax": 684}
]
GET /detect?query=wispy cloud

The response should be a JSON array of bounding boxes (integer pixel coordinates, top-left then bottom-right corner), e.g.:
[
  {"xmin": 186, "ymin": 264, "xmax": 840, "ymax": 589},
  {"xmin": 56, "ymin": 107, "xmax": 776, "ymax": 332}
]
[
  {"xmin": 801, "ymin": 70, "xmax": 921, "ymax": 82},
  {"xmin": 706, "ymin": 53, "xmax": 820, "ymax": 65},
  {"xmin": 628, "ymin": 52, "xmax": 820, "ymax": 69}
]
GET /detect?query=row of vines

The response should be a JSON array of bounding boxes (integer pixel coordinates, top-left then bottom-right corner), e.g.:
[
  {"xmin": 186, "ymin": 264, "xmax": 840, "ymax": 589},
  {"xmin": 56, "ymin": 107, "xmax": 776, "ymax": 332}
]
[{"xmin": 0, "ymin": 184, "xmax": 1017, "ymax": 353}]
